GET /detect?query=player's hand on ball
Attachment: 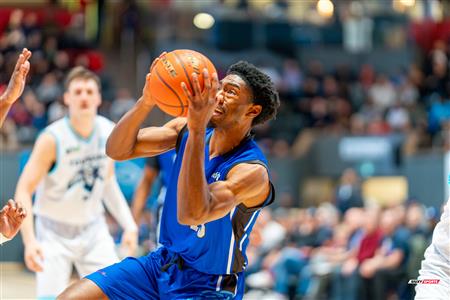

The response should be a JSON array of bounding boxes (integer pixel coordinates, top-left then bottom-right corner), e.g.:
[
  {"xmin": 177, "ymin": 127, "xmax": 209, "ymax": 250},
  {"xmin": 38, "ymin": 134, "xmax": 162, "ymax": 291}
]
[
  {"xmin": 142, "ymin": 52, "xmax": 167, "ymax": 106},
  {"xmin": 181, "ymin": 68, "xmax": 219, "ymax": 132},
  {"xmin": 120, "ymin": 229, "xmax": 138, "ymax": 257},
  {"xmin": 24, "ymin": 240, "xmax": 44, "ymax": 272}
]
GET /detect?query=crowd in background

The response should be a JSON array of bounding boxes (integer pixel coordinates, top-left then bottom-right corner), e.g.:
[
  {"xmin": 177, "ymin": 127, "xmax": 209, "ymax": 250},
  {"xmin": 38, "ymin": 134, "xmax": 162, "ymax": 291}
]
[
  {"xmin": 243, "ymin": 200, "xmax": 437, "ymax": 300},
  {"xmin": 1, "ymin": 9, "xmax": 450, "ymax": 158},
  {"xmin": 0, "ymin": 6, "xmax": 448, "ymax": 300},
  {"xmin": 254, "ymin": 39, "xmax": 450, "ymax": 158},
  {"xmin": 0, "ymin": 8, "xmax": 114, "ymax": 150}
]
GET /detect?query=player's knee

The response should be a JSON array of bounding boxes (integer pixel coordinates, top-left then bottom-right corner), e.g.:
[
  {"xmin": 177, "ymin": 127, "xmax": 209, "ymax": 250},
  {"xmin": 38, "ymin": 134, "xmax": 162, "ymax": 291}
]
[{"xmin": 57, "ymin": 278, "xmax": 106, "ymax": 300}]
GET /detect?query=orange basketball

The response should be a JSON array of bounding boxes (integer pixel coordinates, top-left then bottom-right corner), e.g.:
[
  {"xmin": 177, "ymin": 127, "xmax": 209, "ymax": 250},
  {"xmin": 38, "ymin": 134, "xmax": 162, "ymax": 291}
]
[{"xmin": 149, "ymin": 49, "xmax": 217, "ymax": 117}]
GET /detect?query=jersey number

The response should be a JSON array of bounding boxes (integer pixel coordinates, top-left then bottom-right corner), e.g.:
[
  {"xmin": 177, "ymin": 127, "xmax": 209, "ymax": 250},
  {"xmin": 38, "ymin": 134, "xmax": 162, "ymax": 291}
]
[{"xmin": 190, "ymin": 224, "xmax": 206, "ymax": 238}]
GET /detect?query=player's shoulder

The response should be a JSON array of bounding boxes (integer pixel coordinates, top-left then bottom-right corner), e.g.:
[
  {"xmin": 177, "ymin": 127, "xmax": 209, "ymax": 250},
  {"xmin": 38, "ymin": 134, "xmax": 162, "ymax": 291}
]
[
  {"xmin": 95, "ymin": 115, "xmax": 115, "ymax": 132},
  {"xmin": 236, "ymin": 138, "xmax": 266, "ymax": 160},
  {"xmin": 42, "ymin": 116, "xmax": 67, "ymax": 137}
]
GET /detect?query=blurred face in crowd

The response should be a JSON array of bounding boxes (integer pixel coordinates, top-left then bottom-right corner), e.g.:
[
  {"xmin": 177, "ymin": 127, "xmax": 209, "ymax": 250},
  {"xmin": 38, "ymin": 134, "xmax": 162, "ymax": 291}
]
[
  {"xmin": 380, "ymin": 209, "xmax": 397, "ymax": 235},
  {"xmin": 405, "ymin": 204, "xmax": 424, "ymax": 229},
  {"xmin": 363, "ymin": 208, "xmax": 380, "ymax": 233},
  {"xmin": 344, "ymin": 207, "xmax": 364, "ymax": 230},
  {"xmin": 64, "ymin": 78, "xmax": 101, "ymax": 119}
]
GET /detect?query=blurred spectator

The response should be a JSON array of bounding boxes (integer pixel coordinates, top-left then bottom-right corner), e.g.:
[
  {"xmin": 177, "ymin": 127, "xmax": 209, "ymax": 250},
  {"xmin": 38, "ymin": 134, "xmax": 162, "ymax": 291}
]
[
  {"xmin": 428, "ymin": 93, "xmax": 450, "ymax": 134},
  {"xmin": 334, "ymin": 168, "xmax": 364, "ymax": 214},
  {"xmin": 303, "ymin": 208, "xmax": 364, "ymax": 298},
  {"xmin": 424, "ymin": 40, "xmax": 449, "ymax": 98},
  {"xmin": 385, "ymin": 101, "xmax": 411, "ymax": 132},
  {"xmin": 332, "ymin": 207, "xmax": 382, "ymax": 300},
  {"xmin": 110, "ymin": 88, "xmax": 135, "ymax": 122},
  {"xmin": 368, "ymin": 74, "xmax": 397, "ymax": 112},
  {"xmin": 279, "ymin": 58, "xmax": 302, "ymax": 102},
  {"xmin": 359, "ymin": 209, "xmax": 410, "ymax": 300},
  {"xmin": 47, "ymin": 97, "xmax": 66, "ymax": 123},
  {"xmin": 35, "ymin": 72, "xmax": 62, "ymax": 105}
]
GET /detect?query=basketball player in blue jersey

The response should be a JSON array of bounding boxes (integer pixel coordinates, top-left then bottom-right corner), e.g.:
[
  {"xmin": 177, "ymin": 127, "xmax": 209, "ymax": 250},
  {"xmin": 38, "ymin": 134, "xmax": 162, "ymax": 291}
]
[
  {"xmin": 59, "ymin": 59, "xmax": 280, "ymax": 300},
  {"xmin": 0, "ymin": 48, "xmax": 31, "ymax": 244},
  {"xmin": 132, "ymin": 149, "xmax": 176, "ymax": 245}
]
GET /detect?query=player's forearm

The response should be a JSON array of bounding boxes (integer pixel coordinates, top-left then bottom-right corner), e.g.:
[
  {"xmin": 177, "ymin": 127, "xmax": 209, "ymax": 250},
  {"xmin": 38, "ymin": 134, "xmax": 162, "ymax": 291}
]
[
  {"xmin": 131, "ymin": 184, "xmax": 151, "ymax": 222},
  {"xmin": 106, "ymin": 97, "xmax": 155, "ymax": 160},
  {"xmin": 16, "ymin": 191, "xmax": 36, "ymax": 245},
  {"xmin": 0, "ymin": 98, "xmax": 13, "ymax": 127},
  {"xmin": 177, "ymin": 130, "xmax": 209, "ymax": 225},
  {"xmin": 103, "ymin": 177, "xmax": 138, "ymax": 232}
]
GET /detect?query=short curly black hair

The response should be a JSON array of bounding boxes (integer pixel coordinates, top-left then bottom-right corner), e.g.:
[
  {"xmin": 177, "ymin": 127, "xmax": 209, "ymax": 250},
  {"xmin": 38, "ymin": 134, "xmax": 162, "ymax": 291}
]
[{"xmin": 227, "ymin": 61, "xmax": 280, "ymax": 126}]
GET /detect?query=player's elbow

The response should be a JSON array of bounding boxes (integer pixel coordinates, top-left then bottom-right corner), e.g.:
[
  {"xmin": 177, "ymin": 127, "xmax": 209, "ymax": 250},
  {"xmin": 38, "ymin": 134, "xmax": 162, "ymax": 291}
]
[
  {"xmin": 177, "ymin": 209, "xmax": 207, "ymax": 226},
  {"xmin": 105, "ymin": 140, "xmax": 129, "ymax": 161}
]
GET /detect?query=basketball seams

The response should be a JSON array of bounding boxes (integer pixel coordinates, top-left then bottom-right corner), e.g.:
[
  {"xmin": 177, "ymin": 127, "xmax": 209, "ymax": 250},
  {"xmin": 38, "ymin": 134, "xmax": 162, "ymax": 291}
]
[
  {"xmin": 172, "ymin": 51, "xmax": 196, "ymax": 95},
  {"xmin": 155, "ymin": 68, "xmax": 185, "ymax": 116},
  {"xmin": 149, "ymin": 50, "xmax": 216, "ymax": 117},
  {"xmin": 154, "ymin": 97, "xmax": 183, "ymax": 116},
  {"xmin": 154, "ymin": 97, "xmax": 184, "ymax": 108}
]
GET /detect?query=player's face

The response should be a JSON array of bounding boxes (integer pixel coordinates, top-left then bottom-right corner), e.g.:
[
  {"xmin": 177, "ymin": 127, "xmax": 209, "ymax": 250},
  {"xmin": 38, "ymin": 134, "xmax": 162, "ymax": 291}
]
[
  {"xmin": 210, "ymin": 74, "xmax": 261, "ymax": 128},
  {"xmin": 64, "ymin": 78, "xmax": 101, "ymax": 118}
]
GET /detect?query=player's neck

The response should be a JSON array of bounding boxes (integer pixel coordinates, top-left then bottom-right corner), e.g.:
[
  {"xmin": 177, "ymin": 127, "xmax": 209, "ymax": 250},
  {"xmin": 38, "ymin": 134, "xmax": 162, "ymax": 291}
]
[
  {"xmin": 69, "ymin": 115, "xmax": 96, "ymax": 139},
  {"xmin": 209, "ymin": 125, "xmax": 251, "ymax": 158}
]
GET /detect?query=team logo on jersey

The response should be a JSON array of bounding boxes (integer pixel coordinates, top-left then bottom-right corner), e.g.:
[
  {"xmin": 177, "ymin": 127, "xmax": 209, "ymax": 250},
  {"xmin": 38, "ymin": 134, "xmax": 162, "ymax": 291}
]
[
  {"xmin": 211, "ymin": 172, "xmax": 221, "ymax": 181},
  {"xmin": 66, "ymin": 146, "xmax": 80, "ymax": 154},
  {"xmin": 190, "ymin": 224, "xmax": 206, "ymax": 238},
  {"xmin": 68, "ymin": 162, "xmax": 103, "ymax": 200}
]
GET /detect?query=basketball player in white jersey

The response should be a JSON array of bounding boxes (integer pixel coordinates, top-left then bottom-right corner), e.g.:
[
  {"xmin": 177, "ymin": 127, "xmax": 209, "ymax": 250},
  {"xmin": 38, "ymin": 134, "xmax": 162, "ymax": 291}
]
[
  {"xmin": 0, "ymin": 48, "xmax": 31, "ymax": 244},
  {"xmin": 15, "ymin": 66, "xmax": 138, "ymax": 298},
  {"xmin": 415, "ymin": 192, "xmax": 450, "ymax": 299}
]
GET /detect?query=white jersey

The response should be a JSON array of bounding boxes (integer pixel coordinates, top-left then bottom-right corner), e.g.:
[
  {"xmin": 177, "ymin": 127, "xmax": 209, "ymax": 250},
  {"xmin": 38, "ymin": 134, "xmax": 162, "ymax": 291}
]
[
  {"xmin": 416, "ymin": 198, "xmax": 450, "ymax": 299},
  {"xmin": 34, "ymin": 116, "xmax": 114, "ymax": 226},
  {"xmin": 429, "ymin": 198, "xmax": 450, "ymax": 262}
]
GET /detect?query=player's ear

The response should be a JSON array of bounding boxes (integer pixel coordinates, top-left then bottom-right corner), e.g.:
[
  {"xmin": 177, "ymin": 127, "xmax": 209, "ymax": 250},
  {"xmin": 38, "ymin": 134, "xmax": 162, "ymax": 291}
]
[
  {"xmin": 246, "ymin": 104, "xmax": 262, "ymax": 119},
  {"xmin": 63, "ymin": 92, "xmax": 70, "ymax": 106}
]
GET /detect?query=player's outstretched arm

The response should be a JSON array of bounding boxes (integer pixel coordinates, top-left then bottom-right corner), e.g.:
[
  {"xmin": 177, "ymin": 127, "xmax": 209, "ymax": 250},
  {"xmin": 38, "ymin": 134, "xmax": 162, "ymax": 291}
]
[
  {"xmin": 0, "ymin": 48, "xmax": 31, "ymax": 127},
  {"xmin": 0, "ymin": 199, "xmax": 27, "ymax": 243},
  {"xmin": 16, "ymin": 133, "xmax": 56, "ymax": 272},
  {"xmin": 106, "ymin": 56, "xmax": 186, "ymax": 160}
]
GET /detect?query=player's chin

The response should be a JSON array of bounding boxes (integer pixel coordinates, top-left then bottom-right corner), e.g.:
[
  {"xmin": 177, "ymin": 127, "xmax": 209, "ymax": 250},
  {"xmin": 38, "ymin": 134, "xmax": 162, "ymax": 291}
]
[
  {"xmin": 208, "ymin": 117, "xmax": 219, "ymax": 128},
  {"xmin": 79, "ymin": 108, "xmax": 96, "ymax": 117}
]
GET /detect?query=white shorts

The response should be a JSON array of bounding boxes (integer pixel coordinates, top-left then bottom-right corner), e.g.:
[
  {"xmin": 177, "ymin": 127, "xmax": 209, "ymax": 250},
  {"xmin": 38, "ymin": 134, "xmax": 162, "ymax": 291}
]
[
  {"xmin": 415, "ymin": 245, "xmax": 450, "ymax": 300},
  {"xmin": 35, "ymin": 216, "xmax": 119, "ymax": 298}
]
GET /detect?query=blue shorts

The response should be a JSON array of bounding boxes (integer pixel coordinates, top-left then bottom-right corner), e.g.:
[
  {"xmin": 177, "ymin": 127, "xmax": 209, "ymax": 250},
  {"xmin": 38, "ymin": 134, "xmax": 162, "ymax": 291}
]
[{"xmin": 86, "ymin": 247, "xmax": 245, "ymax": 300}]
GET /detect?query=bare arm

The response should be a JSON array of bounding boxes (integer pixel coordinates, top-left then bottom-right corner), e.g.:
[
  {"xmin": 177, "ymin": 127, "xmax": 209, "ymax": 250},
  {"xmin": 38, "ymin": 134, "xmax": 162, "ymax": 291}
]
[
  {"xmin": 16, "ymin": 133, "xmax": 56, "ymax": 245},
  {"xmin": 0, "ymin": 48, "xmax": 31, "ymax": 126},
  {"xmin": 378, "ymin": 249, "xmax": 404, "ymax": 269},
  {"xmin": 106, "ymin": 54, "xmax": 186, "ymax": 160},
  {"xmin": 106, "ymin": 110, "xmax": 186, "ymax": 160},
  {"xmin": 16, "ymin": 133, "xmax": 56, "ymax": 272},
  {"xmin": 178, "ymin": 157, "xmax": 271, "ymax": 225},
  {"xmin": 131, "ymin": 164, "xmax": 158, "ymax": 222},
  {"xmin": 102, "ymin": 160, "xmax": 138, "ymax": 256}
]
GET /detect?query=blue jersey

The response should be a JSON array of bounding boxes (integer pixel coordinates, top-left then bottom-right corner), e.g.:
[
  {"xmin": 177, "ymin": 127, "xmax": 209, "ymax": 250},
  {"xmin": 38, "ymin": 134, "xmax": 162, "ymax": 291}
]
[
  {"xmin": 159, "ymin": 127, "xmax": 274, "ymax": 275},
  {"xmin": 158, "ymin": 150, "xmax": 176, "ymax": 187},
  {"xmin": 147, "ymin": 149, "xmax": 176, "ymax": 187}
]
